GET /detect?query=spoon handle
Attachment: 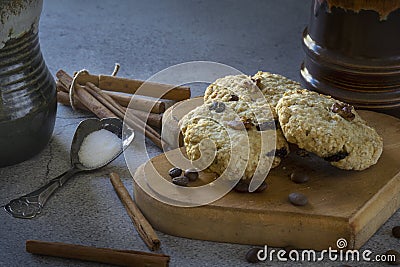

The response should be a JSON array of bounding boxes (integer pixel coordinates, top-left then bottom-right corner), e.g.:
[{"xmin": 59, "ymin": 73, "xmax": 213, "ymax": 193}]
[{"xmin": 3, "ymin": 167, "xmax": 79, "ymax": 219}]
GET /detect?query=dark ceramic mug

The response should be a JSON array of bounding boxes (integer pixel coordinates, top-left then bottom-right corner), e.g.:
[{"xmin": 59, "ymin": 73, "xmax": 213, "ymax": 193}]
[
  {"xmin": 0, "ymin": 0, "xmax": 56, "ymax": 167},
  {"xmin": 301, "ymin": 0, "xmax": 400, "ymax": 118}
]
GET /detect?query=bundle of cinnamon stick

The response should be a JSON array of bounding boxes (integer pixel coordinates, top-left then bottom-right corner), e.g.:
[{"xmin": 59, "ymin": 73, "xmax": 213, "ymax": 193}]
[{"xmin": 56, "ymin": 69, "xmax": 191, "ymax": 149}]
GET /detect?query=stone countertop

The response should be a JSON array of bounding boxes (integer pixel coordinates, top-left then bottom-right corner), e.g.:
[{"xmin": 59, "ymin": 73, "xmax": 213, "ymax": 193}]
[{"xmin": 0, "ymin": 0, "xmax": 398, "ymax": 266}]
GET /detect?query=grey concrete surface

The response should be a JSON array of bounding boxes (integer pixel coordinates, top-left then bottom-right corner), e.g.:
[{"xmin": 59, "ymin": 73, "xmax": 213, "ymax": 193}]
[{"xmin": 0, "ymin": 0, "xmax": 398, "ymax": 266}]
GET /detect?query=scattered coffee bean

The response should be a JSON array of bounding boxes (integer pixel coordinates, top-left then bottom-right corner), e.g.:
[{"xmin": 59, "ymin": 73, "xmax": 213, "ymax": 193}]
[
  {"xmin": 209, "ymin": 102, "xmax": 225, "ymax": 113},
  {"xmin": 246, "ymin": 247, "xmax": 261, "ymax": 263},
  {"xmin": 385, "ymin": 249, "xmax": 399, "ymax": 265},
  {"xmin": 256, "ymin": 121, "xmax": 275, "ymax": 131},
  {"xmin": 392, "ymin": 226, "xmax": 400, "ymax": 239},
  {"xmin": 234, "ymin": 180, "xmax": 249, "ymax": 193},
  {"xmin": 168, "ymin": 167, "xmax": 182, "ymax": 178},
  {"xmin": 324, "ymin": 151, "xmax": 349, "ymax": 162},
  {"xmin": 234, "ymin": 181, "xmax": 268, "ymax": 193},
  {"xmin": 184, "ymin": 168, "xmax": 199, "ymax": 181},
  {"xmin": 226, "ymin": 120, "xmax": 244, "ymax": 130},
  {"xmin": 229, "ymin": 94, "xmax": 239, "ymax": 101},
  {"xmin": 290, "ymin": 171, "xmax": 309, "ymax": 184},
  {"xmin": 288, "ymin": 192, "xmax": 308, "ymax": 206},
  {"xmin": 255, "ymin": 181, "xmax": 268, "ymax": 193},
  {"xmin": 172, "ymin": 176, "xmax": 189, "ymax": 186},
  {"xmin": 337, "ymin": 265, "xmax": 352, "ymax": 267}
]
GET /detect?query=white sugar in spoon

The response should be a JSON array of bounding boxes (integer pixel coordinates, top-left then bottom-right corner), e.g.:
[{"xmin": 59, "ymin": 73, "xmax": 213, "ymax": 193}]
[{"xmin": 3, "ymin": 117, "xmax": 134, "ymax": 219}]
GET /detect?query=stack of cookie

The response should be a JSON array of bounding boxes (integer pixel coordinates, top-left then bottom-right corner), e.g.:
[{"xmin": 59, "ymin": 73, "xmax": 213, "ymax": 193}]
[{"xmin": 180, "ymin": 72, "xmax": 383, "ymax": 186}]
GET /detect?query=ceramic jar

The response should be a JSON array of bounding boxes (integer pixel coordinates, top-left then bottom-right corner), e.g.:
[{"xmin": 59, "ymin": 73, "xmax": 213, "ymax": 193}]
[
  {"xmin": 0, "ymin": 0, "xmax": 56, "ymax": 167},
  {"xmin": 301, "ymin": 0, "xmax": 400, "ymax": 117}
]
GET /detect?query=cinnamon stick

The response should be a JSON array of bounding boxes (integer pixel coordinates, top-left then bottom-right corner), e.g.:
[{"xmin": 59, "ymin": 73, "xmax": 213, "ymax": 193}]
[
  {"xmin": 110, "ymin": 172, "xmax": 160, "ymax": 251},
  {"xmin": 107, "ymin": 92, "xmax": 166, "ymax": 114},
  {"xmin": 74, "ymin": 85, "xmax": 116, "ymax": 119},
  {"xmin": 98, "ymin": 75, "xmax": 191, "ymax": 101},
  {"xmin": 26, "ymin": 240, "xmax": 169, "ymax": 267},
  {"xmin": 56, "ymin": 70, "xmax": 166, "ymax": 114},
  {"xmin": 57, "ymin": 90, "xmax": 163, "ymax": 129}
]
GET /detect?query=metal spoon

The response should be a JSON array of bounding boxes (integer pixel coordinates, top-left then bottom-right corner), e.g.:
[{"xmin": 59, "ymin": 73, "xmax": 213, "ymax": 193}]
[{"xmin": 3, "ymin": 117, "xmax": 134, "ymax": 219}]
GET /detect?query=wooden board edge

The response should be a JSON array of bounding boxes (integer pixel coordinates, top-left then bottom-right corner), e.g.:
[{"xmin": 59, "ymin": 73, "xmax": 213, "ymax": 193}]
[{"xmin": 349, "ymin": 172, "xmax": 400, "ymax": 249}]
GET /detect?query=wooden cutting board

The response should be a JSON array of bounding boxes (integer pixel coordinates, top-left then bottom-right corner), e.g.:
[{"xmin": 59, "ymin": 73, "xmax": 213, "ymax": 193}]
[{"xmin": 133, "ymin": 98, "xmax": 400, "ymax": 250}]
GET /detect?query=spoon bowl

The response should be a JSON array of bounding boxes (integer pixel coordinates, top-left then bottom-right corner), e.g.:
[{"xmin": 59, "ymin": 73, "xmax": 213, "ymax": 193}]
[{"xmin": 3, "ymin": 117, "xmax": 134, "ymax": 219}]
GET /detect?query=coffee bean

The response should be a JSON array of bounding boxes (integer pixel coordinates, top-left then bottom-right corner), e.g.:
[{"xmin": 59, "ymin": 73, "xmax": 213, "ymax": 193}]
[
  {"xmin": 255, "ymin": 181, "xmax": 268, "ymax": 193},
  {"xmin": 288, "ymin": 192, "xmax": 308, "ymax": 206},
  {"xmin": 168, "ymin": 167, "xmax": 182, "ymax": 178},
  {"xmin": 337, "ymin": 265, "xmax": 352, "ymax": 267},
  {"xmin": 290, "ymin": 171, "xmax": 309, "ymax": 184},
  {"xmin": 392, "ymin": 226, "xmax": 400, "ymax": 238},
  {"xmin": 385, "ymin": 249, "xmax": 399, "ymax": 265},
  {"xmin": 172, "ymin": 176, "xmax": 189, "ymax": 186},
  {"xmin": 184, "ymin": 168, "xmax": 199, "ymax": 181},
  {"xmin": 209, "ymin": 102, "xmax": 225, "ymax": 113},
  {"xmin": 256, "ymin": 121, "xmax": 275, "ymax": 131},
  {"xmin": 229, "ymin": 94, "xmax": 239, "ymax": 101},
  {"xmin": 324, "ymin": 151, "xmax": 349, "ymax": 162},
  {"xmin": 245, "ymin": 247, "xmax": 261, "ymax": 263},
  {"xmin": 234, "ymin": 180, "xmax": 249, "ymax": 193}
]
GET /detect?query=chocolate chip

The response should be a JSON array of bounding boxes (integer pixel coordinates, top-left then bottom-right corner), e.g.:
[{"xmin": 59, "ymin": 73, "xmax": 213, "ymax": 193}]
[
  {"xmin": 288, "ymin": 192, "xmax": 308, "ymax": 206},
  {"xmin": 385, "ymin": 249, "xmax": 400, "ymax": 265},
  {"xmin": 256, "ymin": 121, "xmax": 275, "ymax": 131},
  {"xmin": 229, "ymin": 94, "xmax": 239, "ymax": 101},
  {"xmin": 331, "ymin": 102, "xmax": 355, "ymax": 121},
  {"xmin": 184, "ymin": 168, "xmax": 199, "ymax": 181},
  {"xmin": 234, "ymin": 180, "xmax": 249, "ymax": 193},
  {"xmin": 168, "ymin": 167, "xmax": 182, "ymax": 178},
  {"xmin": 226, "ymin": 120, "xmax": 244, "ymax": 130},
  {"xmin": 245, "ymin": 248, "xmax": 261, "ymax": 263},
  {"xmin": 392, "ymin": 226, "xmax": 400, "ymax": 239},
  {"xmin": 254, "ymin": 181, "xmax": 268, "ymax": 193},
  {"xmin": 324, "ymin": 151, "xmax": 349, "ymax": 162},
  {"xmin": 209, "ymin": 102, "xmax": 225, "ymax": 113},
  {"xmin": 172, "ymin": 176, "xmax": 189, "ymax": 186},
  {"xmin": 290, "ymin": 171, "xmax": 309, "ymax": 184}
]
